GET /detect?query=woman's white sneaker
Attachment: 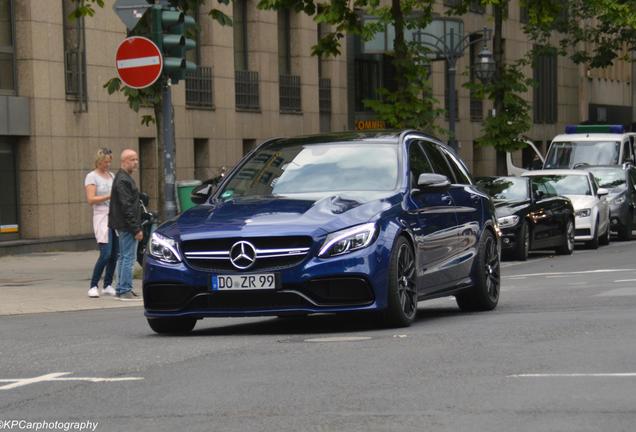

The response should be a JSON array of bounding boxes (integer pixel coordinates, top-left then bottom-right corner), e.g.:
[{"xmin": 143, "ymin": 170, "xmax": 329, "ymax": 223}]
[
  {"xmin": 102, "ymin": 285, "xmax": 116, "ymax": 296},
  {"xmin": 87, "ymin": 287, "xmax": 100, "ymax": 298}
]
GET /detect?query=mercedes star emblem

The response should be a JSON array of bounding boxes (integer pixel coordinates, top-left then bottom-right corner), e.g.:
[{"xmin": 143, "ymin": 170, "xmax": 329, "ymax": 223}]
[{"xmin": 229, "ymin": 241, "xmax": 257, "ymax": 270}]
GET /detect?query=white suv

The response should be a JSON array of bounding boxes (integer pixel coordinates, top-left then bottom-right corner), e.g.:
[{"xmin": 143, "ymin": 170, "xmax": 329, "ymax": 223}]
[{"xmin": 544, "ymin": 125, "xmax": 636, "ymax": 169}]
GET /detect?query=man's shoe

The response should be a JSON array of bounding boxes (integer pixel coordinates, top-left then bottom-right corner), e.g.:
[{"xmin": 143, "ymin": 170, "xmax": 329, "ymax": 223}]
[
  {"xmin": 117, "ymin": 291, "xmax": 142, "ymax": 301},
  {"xmin": 102, "ymin": 285, "xmax": 116, "ymax": 296},
  {"xmin": 131, "ymin": 290, "xmax": 140, "ymax": 297},
  {"xmin": 88, "ymin": 287, "xmax": 99, "ymax": 298}
]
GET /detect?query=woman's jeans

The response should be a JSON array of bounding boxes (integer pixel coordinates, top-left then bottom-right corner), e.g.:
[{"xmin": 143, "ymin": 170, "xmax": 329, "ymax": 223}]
[
  {"xmin": 116, "ymin": 231, "xmax": 138, "ymax": 295},
  {"xmin": 89, "ymin": 228, "xmax": 118, "ymax": 288}
]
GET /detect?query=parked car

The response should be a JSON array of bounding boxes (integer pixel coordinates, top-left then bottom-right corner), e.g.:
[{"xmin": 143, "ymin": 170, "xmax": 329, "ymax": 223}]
[
  {"xmin": 522, "ymin": 170, "xmax": 610, "ymax": 249},
  {"xmin": 143, "ymin": 131, "xmax": 501, "ymax": 333},
  {"xmin": 476, "ymin": 176, "xmax": 575, "ymax": 260},
  {"xmin": 544, "ymin": 124, "xmax": 636, "ymax": 169},
  {"xmin": 581, "ymin": 165, "xmax": 636, "ymax": 240}
]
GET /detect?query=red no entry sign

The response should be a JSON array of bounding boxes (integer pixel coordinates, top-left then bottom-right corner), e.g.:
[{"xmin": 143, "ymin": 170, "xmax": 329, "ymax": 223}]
[{"xmin": 115, "ymin": 36, "xmax": 163, "ymax": 89}]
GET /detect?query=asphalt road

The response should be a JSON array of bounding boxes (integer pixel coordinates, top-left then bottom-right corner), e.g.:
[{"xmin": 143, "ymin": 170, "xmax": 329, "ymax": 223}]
[{"xmin": 2, "ymin": 240, "xmax": 636, "ymax": 432}]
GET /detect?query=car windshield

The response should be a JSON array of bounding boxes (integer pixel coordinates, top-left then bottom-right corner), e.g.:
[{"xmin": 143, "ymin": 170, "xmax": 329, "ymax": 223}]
[
  {"xmin": 477, "ymin": 177, "xmax": 529, "ymax": 201},
  {"xmin": 589, "ymin": 168, "xmax": 626, "ymax": 191},
  {"xmin": 544, "ymin": 141, "xmax": 620, "ymax": 168},
  {"xmin": 530, "ymin": 174, "xmax": 591, "ymax": 196},
  {"xmin": 218, "ymin": 141, "xmax": 399, "ymax": 199}
]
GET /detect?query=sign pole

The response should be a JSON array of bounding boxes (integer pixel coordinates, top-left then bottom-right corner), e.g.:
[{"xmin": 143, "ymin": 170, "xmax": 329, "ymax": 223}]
[{"xmin": 161, "ymin": 78, "xmax": 177, "ymax": 220}]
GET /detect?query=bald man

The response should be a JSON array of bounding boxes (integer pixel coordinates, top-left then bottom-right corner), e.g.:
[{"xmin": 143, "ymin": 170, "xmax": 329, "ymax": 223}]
[{"xmin": 108, "ymin": 149, "xmax": 143, "ymax": 301}]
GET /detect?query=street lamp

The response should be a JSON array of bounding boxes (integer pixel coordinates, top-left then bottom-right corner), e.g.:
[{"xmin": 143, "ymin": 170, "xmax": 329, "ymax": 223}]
[{"xmin": 413, "ymin": 19, "xmax": 494, "ymax": 152}]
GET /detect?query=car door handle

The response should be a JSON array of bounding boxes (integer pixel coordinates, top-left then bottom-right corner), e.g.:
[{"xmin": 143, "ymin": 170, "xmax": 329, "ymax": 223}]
[{"xmin": 441, "ymin": 195, "xmax": 452, "ymax": 205}]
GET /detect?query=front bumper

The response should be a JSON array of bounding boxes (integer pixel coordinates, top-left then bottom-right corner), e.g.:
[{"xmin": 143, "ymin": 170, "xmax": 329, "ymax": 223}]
[
  {"xmin": 574, "ymin": 215, "xmax": 593, "ymax": 241},
  {"xmin": 143, "ymin": 242, "xmax": 391, "ymax": 318},
  {"xmin": 609, "ymin": 203, "xmax": 630, "ymax": 231},
  {"xmin": 499, "ymin": 226, "xmax": 522, "ymax": 251}
]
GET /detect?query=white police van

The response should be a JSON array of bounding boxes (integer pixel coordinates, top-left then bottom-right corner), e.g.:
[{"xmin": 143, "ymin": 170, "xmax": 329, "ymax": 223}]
[{"xmin": 543, "ymin": 125, "xmax": 636, "ymax": 169}]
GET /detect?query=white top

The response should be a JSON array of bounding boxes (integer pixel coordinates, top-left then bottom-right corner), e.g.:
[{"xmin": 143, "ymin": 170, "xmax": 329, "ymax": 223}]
[{"xmin": 84, "ymin": 170, "xmax": 114, "ymax": 208}]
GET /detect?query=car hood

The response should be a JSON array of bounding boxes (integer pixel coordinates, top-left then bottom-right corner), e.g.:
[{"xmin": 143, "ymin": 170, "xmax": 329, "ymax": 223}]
[
  {"xmin": 160, "ymin": 193, "xmax": 399, "ymax": 241},
  {"xmin": 564, "ymin": 195, "xmax": 597, "ymax": 211},
  {"xmin": 493, "ymin": 200, "xmax": 530, "ymax": 218}
]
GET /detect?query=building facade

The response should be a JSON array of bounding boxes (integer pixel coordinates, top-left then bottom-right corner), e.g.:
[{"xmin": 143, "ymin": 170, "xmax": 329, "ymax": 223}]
[{"xmin": 0, "ymin": 0, "xmax": 632, "ymax": 246}]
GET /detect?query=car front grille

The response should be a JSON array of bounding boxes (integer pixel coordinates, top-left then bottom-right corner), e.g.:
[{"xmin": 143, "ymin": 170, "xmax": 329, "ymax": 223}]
[{"xmin": 181, "ymin": 236, "xmax": 314, "ymax": 272}]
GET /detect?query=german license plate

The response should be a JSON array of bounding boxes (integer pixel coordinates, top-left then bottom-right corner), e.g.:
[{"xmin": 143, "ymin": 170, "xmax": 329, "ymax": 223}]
[{"xmin": 212, "ymin": 273, "xmax": 277, "ymax": 291}]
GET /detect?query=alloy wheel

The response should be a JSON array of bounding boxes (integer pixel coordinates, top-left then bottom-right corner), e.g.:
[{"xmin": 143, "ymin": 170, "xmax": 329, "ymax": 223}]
[
  {"xmin": 484, "ymin": 236, "xmax": 500, "ymax": 302},
  {"xmin": 396, "ymin": 244, "xmax": 417, "ymax": 320},
  {"xmin": 567, "ymin": 221, "xmax": 575, "ymax": 252}
]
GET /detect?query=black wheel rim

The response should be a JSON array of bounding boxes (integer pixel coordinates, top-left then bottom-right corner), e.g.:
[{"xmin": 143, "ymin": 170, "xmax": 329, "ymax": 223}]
[
  {"xmin": 397, "ymin": 244, "xmax": 417, "ymax": 320},
  {"xmin": 523, "ymin": 226, "xmax": 530, "ymax": 256},
  {"xmin": 567, "ymin": 221, "xmax": 575, "ymax": 251},
  {"xmin": 484, "ymin": 237, "xmax": 500, "ymax": 302}
]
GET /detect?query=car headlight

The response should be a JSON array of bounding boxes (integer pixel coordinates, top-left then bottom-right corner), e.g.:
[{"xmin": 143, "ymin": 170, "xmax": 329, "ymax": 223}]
[
  {"xmin": 575, "ymin": 208, "xmax": 591, "ymax": 218},
  {"xmin": 496, "ymin": 215, "xmax": 519, "ymax": 228},
  {"xmin": 613, "ymin": 196, "xmax": 626, "ymax": 205},
  {"xmin": 319, "ymin": 223, "xmax": 377, "ymax": 257},
  {"xmin": 149, "ymin": 232, "xmax": 182, "ymax": 263}
]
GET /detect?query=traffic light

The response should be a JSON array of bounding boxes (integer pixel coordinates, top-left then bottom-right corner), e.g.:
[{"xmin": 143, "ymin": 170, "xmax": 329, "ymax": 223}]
[{"xmin": 149, "ymin": 5, "xmax": 196, "ymax": 83}]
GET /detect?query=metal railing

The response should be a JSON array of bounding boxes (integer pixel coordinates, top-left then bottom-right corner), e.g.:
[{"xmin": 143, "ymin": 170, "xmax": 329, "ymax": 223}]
[
  {"xmin": 279, "ymin": 74, "xmax": 301, "ymax": 113},
  {"xmin": 64, "ymin": 48, "xmax": 86, "ymax": 101},
  {"xmin": 319, "ymin": 78, "xmax": 331, "ymax": 113},
  {"xmin": 186, "ymin": 66, "xmax": 213, "ymax": 109},
  {"xmin": 235, "ymin": 70, "xmax": 260, "ymax": 111},
  {"xmin": 470, "ymin": 98, "xmax": 483, "ymax": 122}
]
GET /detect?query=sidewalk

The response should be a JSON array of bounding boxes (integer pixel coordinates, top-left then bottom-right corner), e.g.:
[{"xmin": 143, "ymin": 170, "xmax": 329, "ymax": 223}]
[{"xmin": 0, "ymin": 251, "xmax": 143, "ymax": 316}]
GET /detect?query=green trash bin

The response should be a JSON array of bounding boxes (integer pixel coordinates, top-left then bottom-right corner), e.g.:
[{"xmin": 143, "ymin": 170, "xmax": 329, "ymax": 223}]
[{"xmin": 175, "ymin": 180, "xmax": 202, "ymax": 213}]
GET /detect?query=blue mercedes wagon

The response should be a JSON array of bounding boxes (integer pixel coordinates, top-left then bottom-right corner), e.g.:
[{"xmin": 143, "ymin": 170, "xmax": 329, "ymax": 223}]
[{"xmin": 143, "ymin": 131, "xmax": 500, "ymax": 333}]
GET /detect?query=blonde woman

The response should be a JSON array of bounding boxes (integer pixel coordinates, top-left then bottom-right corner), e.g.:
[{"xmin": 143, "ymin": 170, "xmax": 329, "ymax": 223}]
[{"xmin": 84, "ymin": 148, "xmax": 118, "ymax": 298}]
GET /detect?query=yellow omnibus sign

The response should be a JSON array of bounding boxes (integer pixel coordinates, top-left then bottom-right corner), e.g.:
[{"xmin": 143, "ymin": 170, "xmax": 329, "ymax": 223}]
[{"xmin": 355, "ymin": 119, "xmax": 386, "ymax": 130}]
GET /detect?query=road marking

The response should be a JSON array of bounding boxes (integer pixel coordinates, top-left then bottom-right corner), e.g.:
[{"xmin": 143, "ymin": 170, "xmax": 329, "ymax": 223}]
[
  {"xmin": 595, "ymin": 287, "xmax": 636, "ymax": 297},
  {"xmin": 0, "ymin": 372, "xmax": 144, "ymax": 390},
  {"xmin": 509, "ymin": 373, "xmax": 636, "ymax": 378},
  {"xmin": 567, "ymin": 282, "xmax": 587, "ymax": 285},
  {"xmin": 614, "ymin": 279, "xmax": 636, "ymax": 283},
  {"xmin": 545, "ymin": 275, "xmax": 571, "ymax": 279},
  {"xmin": 304, "ymin": 336, "xmax": 372, "ymax": 343},
  {"xmin": 503, "ymin": 269, "xmax": 636, "ymax": 279}
]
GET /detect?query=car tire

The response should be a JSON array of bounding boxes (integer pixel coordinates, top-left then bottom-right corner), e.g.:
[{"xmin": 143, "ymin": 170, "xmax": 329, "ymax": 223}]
[
  {"xmin": 555, "ymin": 218, "xmax": 575, "ymax": 255},
  {"xmin": 456, "ymin": 230, "xmax": 500, "ymax": 312},
  {"xmin": 147, "ymin": 317, "xmax": 197, "ymax": 334},
  {"xmin": 512, "ymin": 221, "xmax": 529, "ymax": 261},
  {"xmin": 383, "ymin": 236, "xmax": 418, "ymax": 328},
  {"xmin": 599, "ymin": 223, "xmax": 610, "ymax": 246},
  {"xmin": 618, "ymin": 212, "xmax": 633, "ymax": 241},
  {"xmin": 586, "ymin": 220, "xmax": 599, "ymax": 250}
]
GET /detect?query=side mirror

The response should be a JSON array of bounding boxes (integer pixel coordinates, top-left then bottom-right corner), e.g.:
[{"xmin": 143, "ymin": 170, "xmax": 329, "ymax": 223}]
[
  {"xmin": 190, "ymin": 183, "xmax": 214, "ymax": 204},
  {"xmin": 597, "ymin": 187, "xmax": 609, "ymax": 197},
  {"xmin": 139, "ymin": 192, "xmax": 149, "ymax": 207},
  {"xmin": 417, "ymin": 173, "xmax": 451, "ymax": 190}
]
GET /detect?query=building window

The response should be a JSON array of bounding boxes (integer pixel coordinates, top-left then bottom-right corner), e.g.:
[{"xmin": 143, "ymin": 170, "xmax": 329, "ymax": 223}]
[
  {"xmin": 520, "ymin": 4, "xmax": 529, "ymax": 24},
  {"xmin": 0, "ymin": 138, "xmax": 18, "ymax": 239},
  {"xmin": 319, "ymin": 78, "xmax": 332, "ymax": 132},
  {"xmin": 469, "ymin": 1, "xmax": 485, "ymax": 14},
  {"xmin": 242, "ymin": 139, "xmax": 256, "ymax": 156},
  {"xmin": 194, "ymin": 138, "xmax": 209, "ymax": 181},
  {"xmin": 233, "ymin": 0, "xmax": 248, "ymax": 71},
  {"xmin": 62, "ymin": 0, "xmax": 87, "ymax": 111},
  {"xmin": 278, "ymin": 9, "xmax": 301, "ymax": 113},
  {"xmin": 0, "ymin": 0, "xmax": 15, "ymax": 93},
  {"xmin": 444, "ymin": 0, "xmax": 461, "ymax": 7},
  {"xmin": 469, "ymin": 33, "xmax": 483, "ymax": 122},
  {"xmin": 185, "ymin": 6, "xmax": 213, "ymax": 109},
  {"xmin": 533, "ymin": 47, "xmax": 558, "ymax": 124}
]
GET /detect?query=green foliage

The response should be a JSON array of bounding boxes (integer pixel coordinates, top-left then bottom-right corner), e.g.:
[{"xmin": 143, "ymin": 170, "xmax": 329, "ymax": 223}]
[
  {"xmin": 103, "ymin": 78, "xmax": 161, "ymax": 126},
  {"xmin": 466, "ymin": 62, "xmax": 533, "ymax": 152},
  {"xmin": 68, "ymin": 0, "xmax": 105, "ymax": 19}
]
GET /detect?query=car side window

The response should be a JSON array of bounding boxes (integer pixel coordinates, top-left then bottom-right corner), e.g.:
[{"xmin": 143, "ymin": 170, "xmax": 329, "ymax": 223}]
[
  {"xmin": 408, "ymin": 141, "xmax": 433, "ymax": 189},
  {"xmin": 439, "ymin": 147, "xmax": 472, "ymax": 184},
  {"xmin": 420, "ymin": 141, "xmax": 456, "ymax": 182},
  {"xmin": 629, "ymin": 168, "xmax": 636, "ymax": 190},
  {"xmin": 623, "ymin": 140, "xmax": 632, "ymax": 162}
]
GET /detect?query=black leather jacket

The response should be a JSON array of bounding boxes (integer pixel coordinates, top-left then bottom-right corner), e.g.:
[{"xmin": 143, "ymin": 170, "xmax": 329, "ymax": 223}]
[{"xmin": 108, "ymin": 169, "xmax": 141, "ymax": 233}]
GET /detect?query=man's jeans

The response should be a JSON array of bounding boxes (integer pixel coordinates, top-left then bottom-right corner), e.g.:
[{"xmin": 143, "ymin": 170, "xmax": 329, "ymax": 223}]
[
  {"xmin": 116, "ymin": 231, "xmax": 138, "ymax": 295},
  {"xmin": 89, "ymin": 228, "xmax": 118, "ymax": 288}
]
